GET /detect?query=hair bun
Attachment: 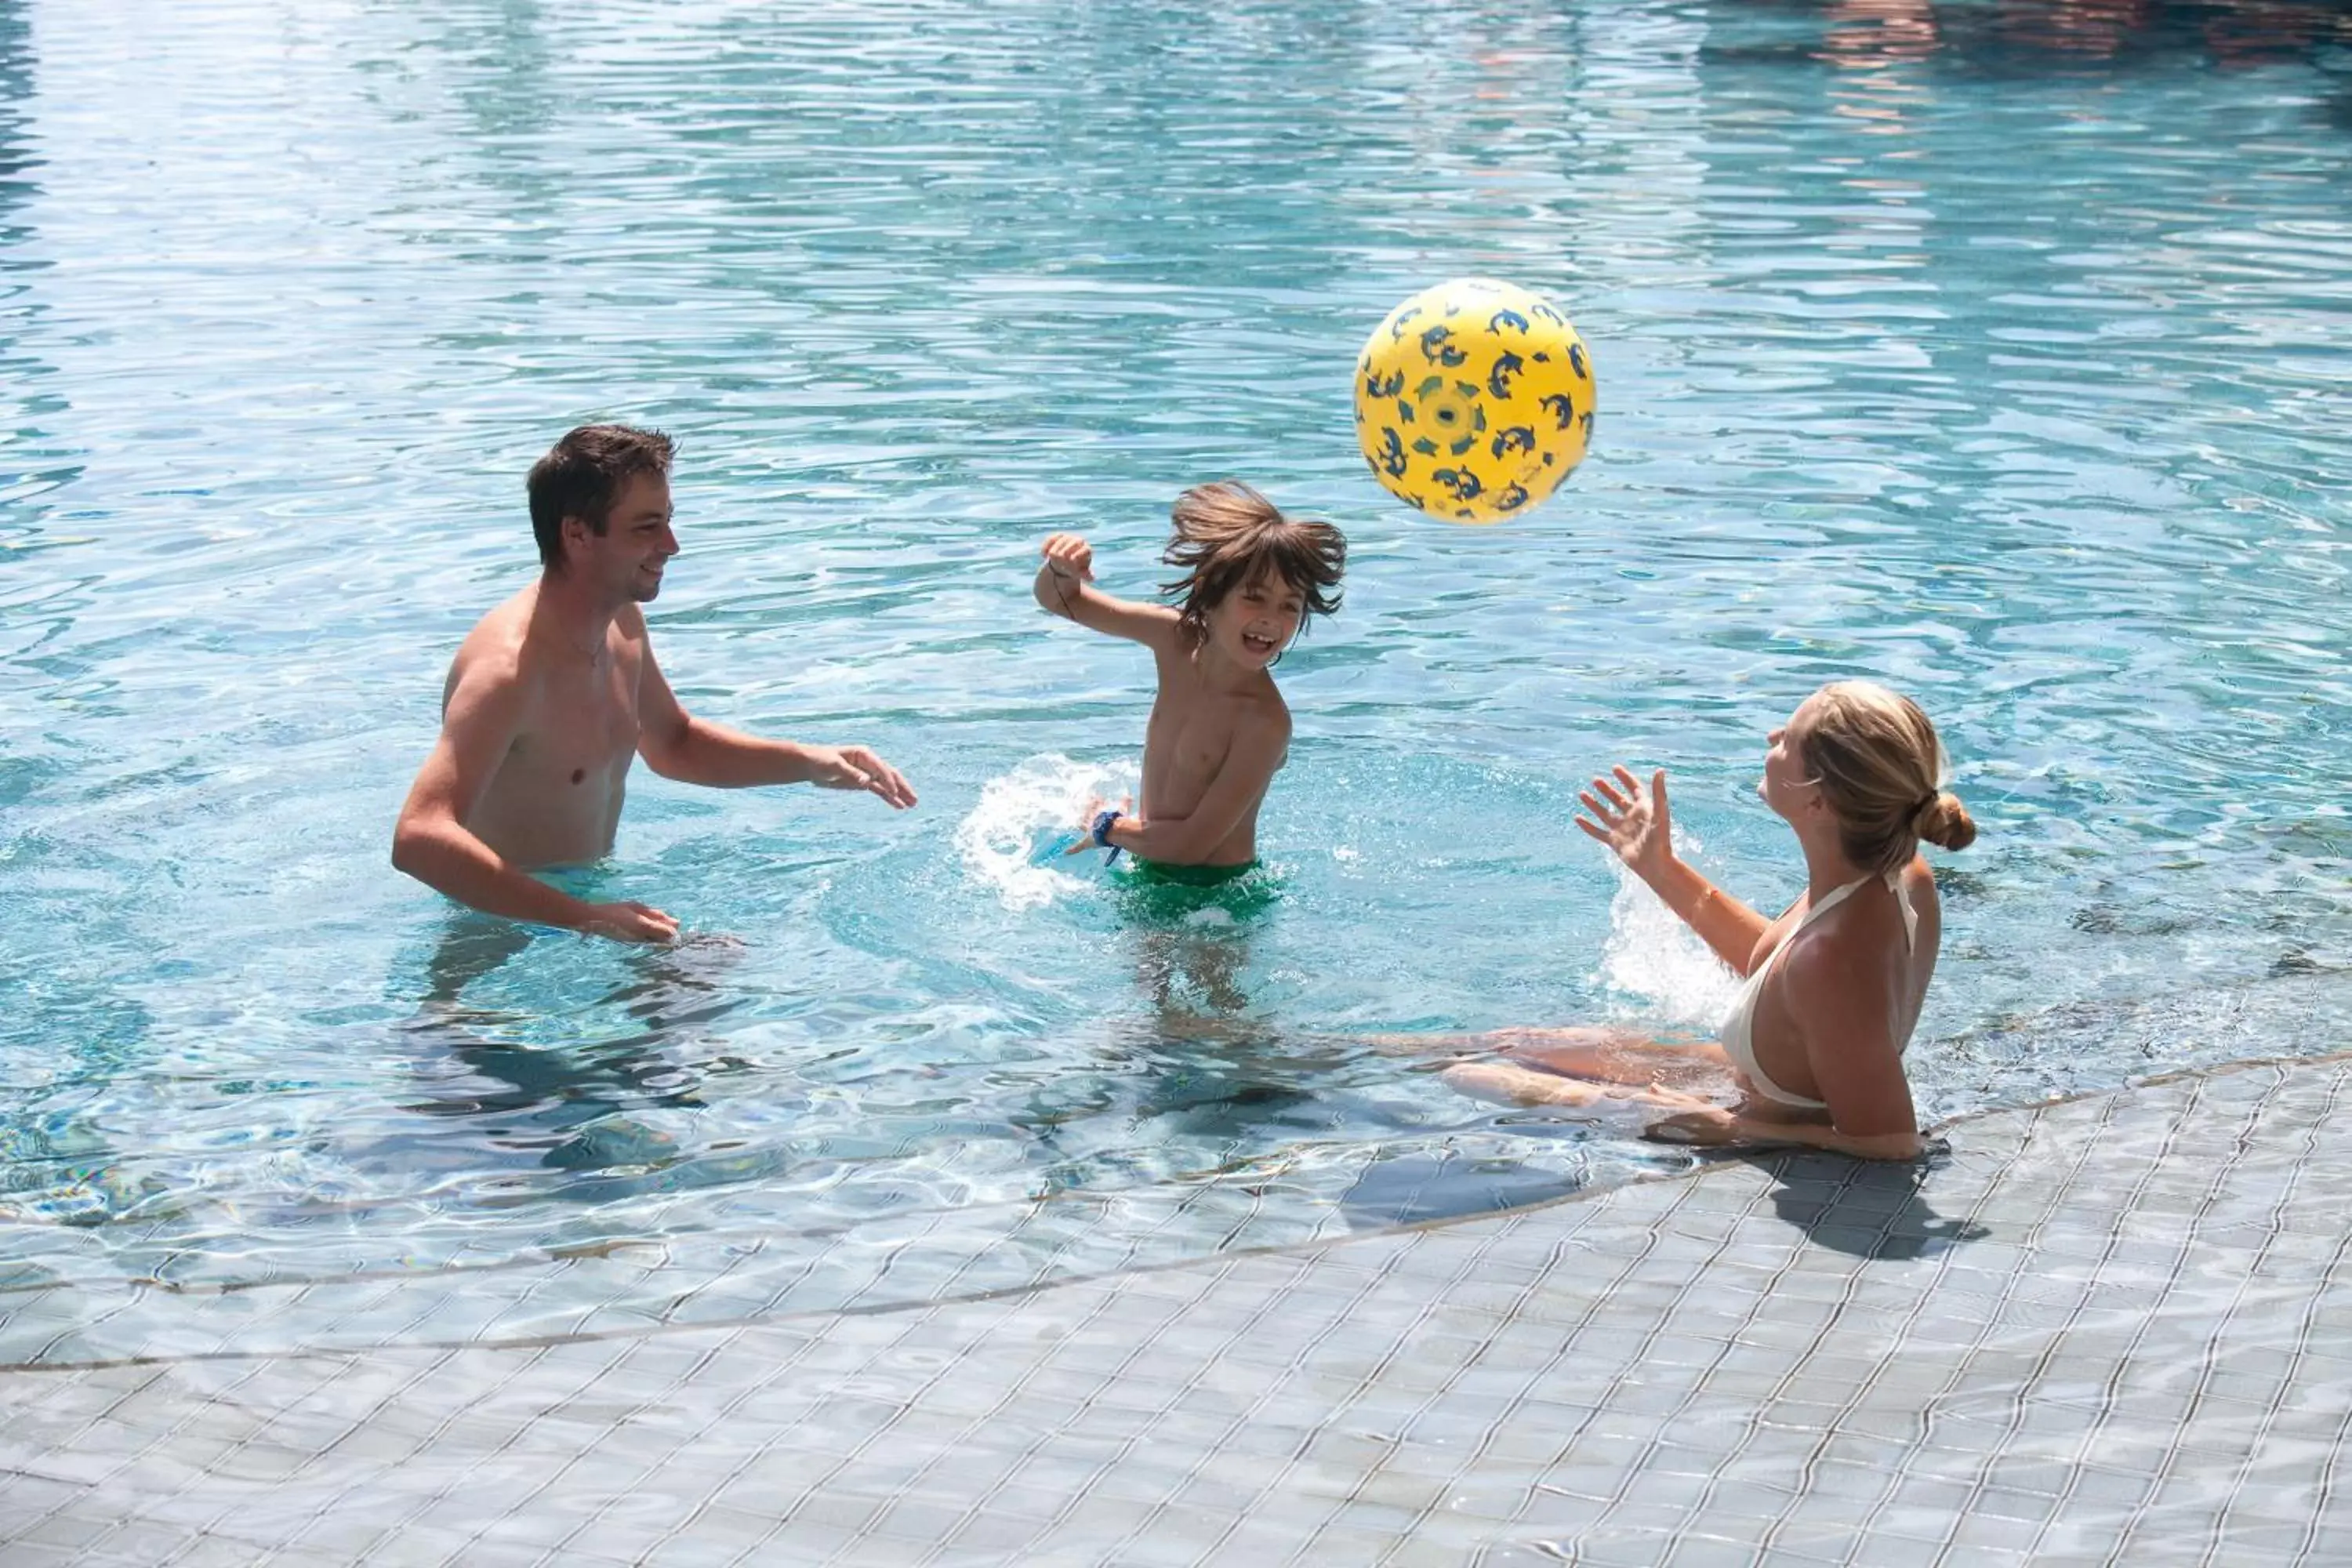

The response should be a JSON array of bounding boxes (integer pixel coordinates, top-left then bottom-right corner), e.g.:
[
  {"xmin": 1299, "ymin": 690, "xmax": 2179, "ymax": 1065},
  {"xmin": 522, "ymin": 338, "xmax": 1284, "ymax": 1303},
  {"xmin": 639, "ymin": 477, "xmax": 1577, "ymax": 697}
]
[{"xmin": 1913, "ymin": 790, "xmax": 1977, "ymax": 852}]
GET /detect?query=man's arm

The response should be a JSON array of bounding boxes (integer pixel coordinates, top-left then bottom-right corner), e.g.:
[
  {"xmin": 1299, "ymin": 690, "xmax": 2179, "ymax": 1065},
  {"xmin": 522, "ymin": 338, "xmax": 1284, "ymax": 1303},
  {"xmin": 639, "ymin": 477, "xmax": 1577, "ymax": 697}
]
[
  {"xmin": 1099, "ymin": 713, "xmax": 1289, "ymax": 865},
  {"xmin": 634, "ymin": 635, "xmax": 916, "ymax": 807},
  {"xmin": 390, "ymin": 659, "xmax": 677, "ymax": 942}
]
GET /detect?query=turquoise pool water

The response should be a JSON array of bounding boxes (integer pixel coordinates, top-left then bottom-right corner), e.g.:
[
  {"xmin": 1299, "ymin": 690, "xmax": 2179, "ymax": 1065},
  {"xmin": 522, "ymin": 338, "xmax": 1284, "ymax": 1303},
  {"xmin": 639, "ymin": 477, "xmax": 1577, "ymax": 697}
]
[{"xmin": 2, "ymin": 0, "xmax": 2348, "ymax": 1344}]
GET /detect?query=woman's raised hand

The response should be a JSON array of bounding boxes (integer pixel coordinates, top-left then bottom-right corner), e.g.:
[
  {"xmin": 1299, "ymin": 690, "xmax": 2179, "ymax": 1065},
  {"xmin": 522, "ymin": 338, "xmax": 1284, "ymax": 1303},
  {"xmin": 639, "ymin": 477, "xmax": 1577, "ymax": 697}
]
[{"xmin": 1574, "ymin": 765, "xmax": 1675, "ymax": 880}]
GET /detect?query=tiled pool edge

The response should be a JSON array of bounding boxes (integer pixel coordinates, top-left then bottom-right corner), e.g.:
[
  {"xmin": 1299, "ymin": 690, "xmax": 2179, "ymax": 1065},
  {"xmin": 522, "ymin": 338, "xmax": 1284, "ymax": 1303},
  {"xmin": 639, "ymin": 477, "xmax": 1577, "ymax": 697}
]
[{"xmin": 4, "ymin": 1051, "xmax": 2348, "ymax": 1566}]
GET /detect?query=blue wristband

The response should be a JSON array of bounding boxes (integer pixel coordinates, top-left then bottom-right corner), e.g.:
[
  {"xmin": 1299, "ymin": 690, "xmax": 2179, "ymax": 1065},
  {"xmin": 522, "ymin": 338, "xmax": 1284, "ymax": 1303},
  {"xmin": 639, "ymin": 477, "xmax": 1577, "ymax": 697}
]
[{"xmin": 1091, "ymin": 808, "xmax": 1125, "ymax": 862}]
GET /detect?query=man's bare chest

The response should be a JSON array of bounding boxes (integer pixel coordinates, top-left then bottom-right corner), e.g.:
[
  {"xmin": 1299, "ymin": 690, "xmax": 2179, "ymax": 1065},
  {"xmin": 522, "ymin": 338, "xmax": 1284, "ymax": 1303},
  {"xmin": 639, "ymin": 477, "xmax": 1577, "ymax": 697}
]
[{"xmin": 510, "ymin": 661, "xmax": 643, "ymax": 782}]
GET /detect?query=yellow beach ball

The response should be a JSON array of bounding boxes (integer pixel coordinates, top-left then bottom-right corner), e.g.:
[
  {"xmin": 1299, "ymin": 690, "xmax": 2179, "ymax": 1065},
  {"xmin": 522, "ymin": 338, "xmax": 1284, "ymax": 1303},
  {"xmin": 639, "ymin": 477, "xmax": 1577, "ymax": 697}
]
[{"xmin": 1353, "ymin": 278, "xmax": 1595, "ymax": 524}]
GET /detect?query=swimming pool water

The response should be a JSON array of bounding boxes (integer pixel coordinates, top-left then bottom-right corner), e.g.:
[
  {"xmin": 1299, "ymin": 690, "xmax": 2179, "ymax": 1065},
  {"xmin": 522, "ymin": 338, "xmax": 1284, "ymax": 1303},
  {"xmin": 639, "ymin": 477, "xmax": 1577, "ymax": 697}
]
[{"xmin": 2, "ymin": 0, "xmax": 2348, "ymax": 1348}]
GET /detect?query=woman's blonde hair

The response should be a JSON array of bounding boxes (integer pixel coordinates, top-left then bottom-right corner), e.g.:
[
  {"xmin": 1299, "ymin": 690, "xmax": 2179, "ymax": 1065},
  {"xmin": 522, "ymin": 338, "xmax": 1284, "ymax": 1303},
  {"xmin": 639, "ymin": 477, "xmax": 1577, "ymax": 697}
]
[{"xmin": 1794, "ymin": 681, "xmax": 1976, "ymax": 876}]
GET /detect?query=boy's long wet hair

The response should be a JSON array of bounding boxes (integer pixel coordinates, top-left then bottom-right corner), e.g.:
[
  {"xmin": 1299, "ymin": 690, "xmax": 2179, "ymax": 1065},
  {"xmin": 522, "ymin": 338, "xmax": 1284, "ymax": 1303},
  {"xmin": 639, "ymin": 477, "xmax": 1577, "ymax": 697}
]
[{"xmin": 1160, "ymin": 481, "xmax": 1346, "ymax": 652}]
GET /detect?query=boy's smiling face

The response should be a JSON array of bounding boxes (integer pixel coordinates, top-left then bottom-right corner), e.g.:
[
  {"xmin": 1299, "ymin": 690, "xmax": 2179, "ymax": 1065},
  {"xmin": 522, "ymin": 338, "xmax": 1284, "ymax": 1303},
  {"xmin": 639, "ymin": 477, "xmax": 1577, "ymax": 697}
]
[{"xmin": 1207, "ymin": 568, "xmax": 1307, "ymax": 669}]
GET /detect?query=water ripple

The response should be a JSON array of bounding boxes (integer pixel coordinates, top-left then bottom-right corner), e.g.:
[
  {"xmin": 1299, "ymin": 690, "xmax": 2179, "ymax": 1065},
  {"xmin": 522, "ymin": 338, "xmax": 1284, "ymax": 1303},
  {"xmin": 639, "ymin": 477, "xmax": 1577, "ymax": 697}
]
[{"xmin": 0, "ymin": 0, "xmax": 2347, "ymax": 1338}]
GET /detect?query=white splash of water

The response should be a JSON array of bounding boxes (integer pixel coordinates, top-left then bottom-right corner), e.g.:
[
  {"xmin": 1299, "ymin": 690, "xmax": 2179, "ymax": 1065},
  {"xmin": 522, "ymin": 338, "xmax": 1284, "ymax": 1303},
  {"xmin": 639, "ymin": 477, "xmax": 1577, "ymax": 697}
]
[
  {"xmin": 1592, "ymin": 832, "xmax": 1745, "ymax": 1031},
  {"xmin": 955, "ymin": 753, "xmax": 1138, "ymax": 912}
]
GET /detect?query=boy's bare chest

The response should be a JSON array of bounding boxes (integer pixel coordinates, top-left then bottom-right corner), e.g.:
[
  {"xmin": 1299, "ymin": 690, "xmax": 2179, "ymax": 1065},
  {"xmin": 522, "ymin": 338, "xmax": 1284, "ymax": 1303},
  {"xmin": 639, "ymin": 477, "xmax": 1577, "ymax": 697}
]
[
  {"xmin": 1144, "ymin": 691, "xmax": 1242, "ymax": 795},
  {"xmin": 1149, "ymin": 699, "xmax": 1234, "ymax": 763}
]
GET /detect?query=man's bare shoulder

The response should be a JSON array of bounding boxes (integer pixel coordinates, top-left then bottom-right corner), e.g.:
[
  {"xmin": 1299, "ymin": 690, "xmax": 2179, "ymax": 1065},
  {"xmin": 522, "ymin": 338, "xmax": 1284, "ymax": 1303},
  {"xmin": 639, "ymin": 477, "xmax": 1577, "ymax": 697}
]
[{"xmin": 442, "ymin": 586, "xmax": 539, "ymax": 710}]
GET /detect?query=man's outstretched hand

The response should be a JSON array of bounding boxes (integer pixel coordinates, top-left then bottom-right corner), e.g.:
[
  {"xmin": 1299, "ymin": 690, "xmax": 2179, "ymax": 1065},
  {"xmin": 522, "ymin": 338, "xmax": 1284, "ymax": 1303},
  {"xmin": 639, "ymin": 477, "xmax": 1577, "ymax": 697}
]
[{"xmin": 808, "ymin": 744, "xmax": 918, "ymax": 809}]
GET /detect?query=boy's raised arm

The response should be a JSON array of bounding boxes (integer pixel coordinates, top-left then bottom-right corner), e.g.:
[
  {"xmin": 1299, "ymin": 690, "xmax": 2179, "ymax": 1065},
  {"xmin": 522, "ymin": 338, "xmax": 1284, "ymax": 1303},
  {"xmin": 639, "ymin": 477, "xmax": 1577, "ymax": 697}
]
[{"xmin": 1033, "ymin": 532, "xmax": 1178, "ymax": 648}]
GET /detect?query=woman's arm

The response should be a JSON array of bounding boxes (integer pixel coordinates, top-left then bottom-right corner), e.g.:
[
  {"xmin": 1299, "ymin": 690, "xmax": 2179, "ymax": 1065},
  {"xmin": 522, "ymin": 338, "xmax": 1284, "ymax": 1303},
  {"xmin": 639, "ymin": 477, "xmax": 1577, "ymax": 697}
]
[
  {"xmin": 1576, "ymin": 766, "xmax": 1772, "ymax": 975},
  {"xmin": 1647, "ymin": 1112, "xmax": 1923, "ymax": 1161},
  {"xmin": 1640, "ymin": 855, "xmax": 1775, "ymax": 977}
]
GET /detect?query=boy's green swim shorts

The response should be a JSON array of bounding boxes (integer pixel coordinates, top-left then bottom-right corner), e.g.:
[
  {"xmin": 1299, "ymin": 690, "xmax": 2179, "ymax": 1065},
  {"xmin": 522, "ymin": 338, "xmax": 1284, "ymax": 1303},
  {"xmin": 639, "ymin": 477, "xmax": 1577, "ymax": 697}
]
[
  {"xmin": 1125, "ymin": 857, "xmax": 1259, "ymax": 888},
  {"xmin": 1112, "ymin": 856, "xmax": 1277, "ymax": 918}
]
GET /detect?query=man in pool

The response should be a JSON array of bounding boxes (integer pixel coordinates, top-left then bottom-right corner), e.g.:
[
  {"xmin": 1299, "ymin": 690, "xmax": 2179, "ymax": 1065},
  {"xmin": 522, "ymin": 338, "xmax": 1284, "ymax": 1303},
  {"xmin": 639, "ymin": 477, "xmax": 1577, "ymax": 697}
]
[{"xmin": 391, "ymin": 423, "xmax": 916, "ymax": 942}]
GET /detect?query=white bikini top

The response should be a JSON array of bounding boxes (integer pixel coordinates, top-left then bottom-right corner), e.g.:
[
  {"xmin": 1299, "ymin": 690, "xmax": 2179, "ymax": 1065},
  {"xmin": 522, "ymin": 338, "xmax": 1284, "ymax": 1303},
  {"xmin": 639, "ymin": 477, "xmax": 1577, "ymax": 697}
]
[{"xmin": 1719, "ymin": 869, "xmax": 1918, "ymax": 1109}]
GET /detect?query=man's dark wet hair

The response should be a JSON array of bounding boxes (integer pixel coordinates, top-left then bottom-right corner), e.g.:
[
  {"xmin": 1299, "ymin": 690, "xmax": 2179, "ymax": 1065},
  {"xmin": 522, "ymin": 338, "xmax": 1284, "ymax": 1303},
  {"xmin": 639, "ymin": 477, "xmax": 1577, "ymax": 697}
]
[
  {"xmin": 527, "ymin": 424, "xmax": 677, "ymax": 572},
  {"xmin": 1160, "ymin": 481, "xmax": 1346, "ymax": 652}
]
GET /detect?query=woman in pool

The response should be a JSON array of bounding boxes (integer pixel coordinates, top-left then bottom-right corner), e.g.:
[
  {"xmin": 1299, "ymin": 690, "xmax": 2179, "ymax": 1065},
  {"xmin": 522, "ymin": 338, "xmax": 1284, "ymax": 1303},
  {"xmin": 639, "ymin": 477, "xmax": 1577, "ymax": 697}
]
[{"xmin": 1445, "ymin": 681, "xmax": 1976, "ymax": 1161}]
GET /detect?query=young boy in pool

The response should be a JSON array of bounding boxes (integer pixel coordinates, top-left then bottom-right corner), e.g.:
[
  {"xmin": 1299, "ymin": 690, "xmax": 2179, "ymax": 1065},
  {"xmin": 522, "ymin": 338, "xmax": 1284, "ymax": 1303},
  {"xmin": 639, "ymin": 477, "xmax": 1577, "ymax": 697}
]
[{"xmin": 1033, "ymin": 481, "xmax": 1345, "ymax": 883}]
